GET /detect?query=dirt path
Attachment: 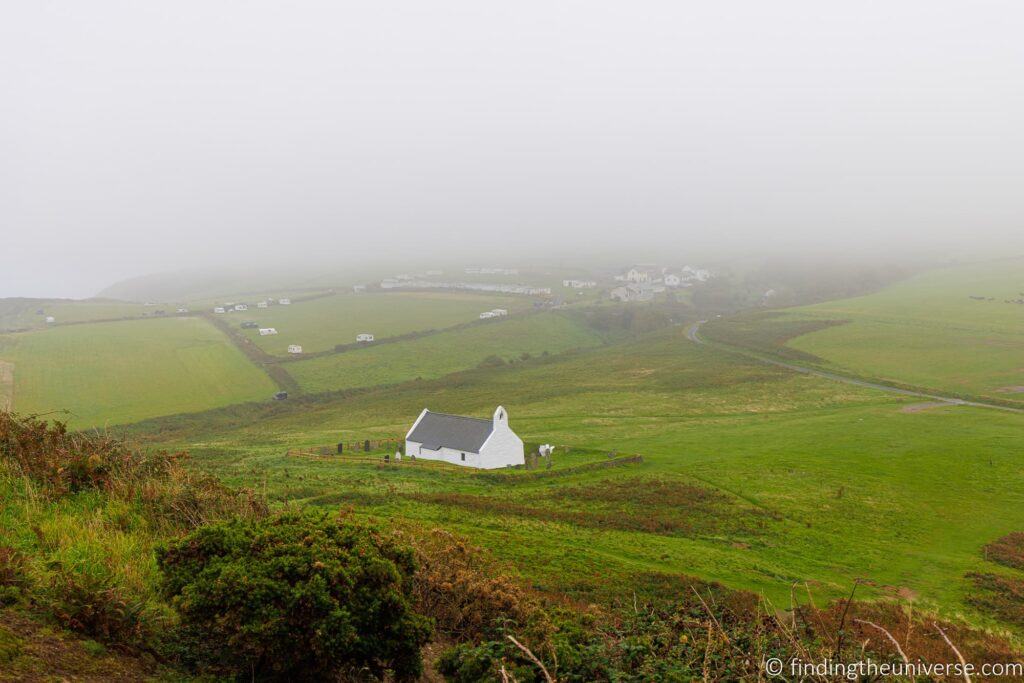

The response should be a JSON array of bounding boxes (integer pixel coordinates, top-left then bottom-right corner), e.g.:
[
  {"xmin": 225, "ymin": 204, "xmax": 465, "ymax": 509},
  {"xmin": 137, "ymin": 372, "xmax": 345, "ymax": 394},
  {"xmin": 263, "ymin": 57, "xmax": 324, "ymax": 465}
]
[
  {"xmin": 0, "ymin": 360, "xmax": 12, "ymax": 411},
  {"xmin": 686, "ymin": 321, "xmax": 1024, "ymax": 414}
]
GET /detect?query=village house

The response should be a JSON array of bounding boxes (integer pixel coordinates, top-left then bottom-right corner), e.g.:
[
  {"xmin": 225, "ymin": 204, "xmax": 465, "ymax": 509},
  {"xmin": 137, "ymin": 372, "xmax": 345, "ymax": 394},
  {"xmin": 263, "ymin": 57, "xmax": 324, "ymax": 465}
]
[
  {"xmin": 663, "ymin": 273, "xmax": 681, "ymax": 287},
  {"xmin": 287, "ymin": 344, "xmax": 303, "ymax": 354},
  {"xmin": 258, "ymin": 327, "xmax": 278, "ymax": 336},
  {"xmin": 405, "ymin": 406, "xmax": 525, "ymax": 469},
  {"xmin": 625, "ymin": 267, "xmax": 655, "ymax": 283},
  {"xmin": 563, "ymin": 279, "xmax": 597, "ymax": 289},
  {"xmin": 479, "ymin": 311, "xmax": 496, "ymax": 319},
  {"xmin": 257, "ymin": 301, "xmax": 269, "ymax": 308},
  {"xmin": 356, "ymin": 333, "xmax": 374, "ymax": 342},
  {"xmin": 213, "ymin": 306, "xmax": 226, "ymax": 314},
  {"xmin": 234, "ymin": 304, "xmax": 248, "ymax": 311},
  {"xmin": 278, "ymin": 298, "xmax": 291, "ymax": 305},
  {"xmin": 610, "ymin": 283, "xmax": 655, "ymax": 303}
]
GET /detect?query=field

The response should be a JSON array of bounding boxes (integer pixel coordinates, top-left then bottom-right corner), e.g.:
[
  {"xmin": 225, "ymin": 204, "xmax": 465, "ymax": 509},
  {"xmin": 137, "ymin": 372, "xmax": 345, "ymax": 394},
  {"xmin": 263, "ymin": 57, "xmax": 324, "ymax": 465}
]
[
  {"xmin": 286, "ymin": 312, "xmax": 605, "ymax": 393},
  {"xmin": 134, "ymin": 326, "xmax": 1024, "ymax": 632},
  {"xmin": 0, "ymin": 317, "xmax": 278, "ymax": 428},
  {"xmin": 235, "ymin": 291, "xmax": 523, "ymax": 355},
  {"xmin": 0, "ymin": 299, "xmax": 151, "ymax": 332},
  {"xmin": 758, "ymin": 258, "xmax": 1024, "ymax": 404}
]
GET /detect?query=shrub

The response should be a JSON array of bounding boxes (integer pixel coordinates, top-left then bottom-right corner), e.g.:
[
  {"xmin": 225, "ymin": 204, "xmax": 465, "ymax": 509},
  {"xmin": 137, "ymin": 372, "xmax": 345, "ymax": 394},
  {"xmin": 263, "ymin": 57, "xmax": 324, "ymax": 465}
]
[
  {"xmin": 402, "ymin": 529, "xmax": 540, "ymax": 641},
  {"xmin": 157, "ymin": 512, "xmax": 432, "ymax": 680}
]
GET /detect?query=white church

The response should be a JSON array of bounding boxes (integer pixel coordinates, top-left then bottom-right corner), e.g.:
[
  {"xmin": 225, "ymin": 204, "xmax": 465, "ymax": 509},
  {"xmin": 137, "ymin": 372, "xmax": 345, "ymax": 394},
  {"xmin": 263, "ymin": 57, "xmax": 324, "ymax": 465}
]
[{"xmin": 405, "ymin": 406, "xmax": 525, "ymax": 469}]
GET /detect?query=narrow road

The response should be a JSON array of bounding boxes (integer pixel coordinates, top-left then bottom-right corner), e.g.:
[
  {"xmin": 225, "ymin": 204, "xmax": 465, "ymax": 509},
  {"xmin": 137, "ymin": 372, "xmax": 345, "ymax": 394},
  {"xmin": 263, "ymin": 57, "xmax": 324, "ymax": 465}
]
[{"xmin": 686, "ymin": 321, "xmax": 1024, "ymax": 414}]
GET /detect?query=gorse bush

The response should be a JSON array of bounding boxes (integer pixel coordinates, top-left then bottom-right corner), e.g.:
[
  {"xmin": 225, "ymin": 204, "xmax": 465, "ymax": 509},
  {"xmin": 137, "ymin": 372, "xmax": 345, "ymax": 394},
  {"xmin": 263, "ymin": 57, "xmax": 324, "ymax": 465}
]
[
  {"xmin": 402, "ymin": 528, "xmax": 545, "ymax": 641},
  {"xmin": 157, "ymin": 511, "xmax": 432, "ymax": 681}
]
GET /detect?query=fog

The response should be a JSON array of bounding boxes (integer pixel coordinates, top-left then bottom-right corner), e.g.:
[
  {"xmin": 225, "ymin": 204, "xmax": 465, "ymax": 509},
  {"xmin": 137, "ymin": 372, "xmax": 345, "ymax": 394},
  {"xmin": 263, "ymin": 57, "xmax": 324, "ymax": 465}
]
[{"xmin": 3, "ymin": 1, "xmax": 1023, "ymax": 298}]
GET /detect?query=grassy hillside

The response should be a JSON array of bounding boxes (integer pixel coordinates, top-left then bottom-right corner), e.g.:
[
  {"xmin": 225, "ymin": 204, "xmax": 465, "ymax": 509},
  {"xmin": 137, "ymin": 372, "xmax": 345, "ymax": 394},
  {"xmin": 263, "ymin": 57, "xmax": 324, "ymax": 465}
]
[
  {"xmin": 771, "ymin": 257, "xmax": 1024, "ymax": 403},
  {"xmin": 135, "ymin": 327, "xmax": 1024, "ymax": 633},
  {"xmin": 0, "ymin": 318, "xmax": 278, "ymax": 428},
  {"xmin": 237, "ymin": 291, "xmax": 522, "ymax": 355},
  {"xmin": 287, "ymin": 312, "xmax": 605, "ymax": 393}
]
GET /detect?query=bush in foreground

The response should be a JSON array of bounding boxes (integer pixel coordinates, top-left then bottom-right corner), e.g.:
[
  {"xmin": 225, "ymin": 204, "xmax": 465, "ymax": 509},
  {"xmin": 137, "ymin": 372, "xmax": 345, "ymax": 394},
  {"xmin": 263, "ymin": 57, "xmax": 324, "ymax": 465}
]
[{"xmin": 157, "ymin": 511, "xmax": 432, "ymax": 681}]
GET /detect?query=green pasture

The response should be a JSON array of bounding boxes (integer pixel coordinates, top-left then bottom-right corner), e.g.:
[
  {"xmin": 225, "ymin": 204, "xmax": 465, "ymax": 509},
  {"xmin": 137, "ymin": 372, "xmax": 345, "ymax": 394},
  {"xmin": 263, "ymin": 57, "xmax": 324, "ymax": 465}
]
[
  {"xmin": 235, "ymin": 291, "xmax": 523, "ymax": 355},
  {"xmin": 286, "ymin": 312, "xmax": 604, "ymax": 393},
  {"xmin": 0, "ymin": 299, "xmax": 151, "ymax": 332},
  {"xmin": 779, "ymin": 257, "xmax": 1024, "ymax": 402},
  {"xmin": 136, "ymin": 328, "xmax": 1024, "ymax": 631},
  {"xmin": 0, "ymin": 317, "xmax": 277, "ymax": 428}
]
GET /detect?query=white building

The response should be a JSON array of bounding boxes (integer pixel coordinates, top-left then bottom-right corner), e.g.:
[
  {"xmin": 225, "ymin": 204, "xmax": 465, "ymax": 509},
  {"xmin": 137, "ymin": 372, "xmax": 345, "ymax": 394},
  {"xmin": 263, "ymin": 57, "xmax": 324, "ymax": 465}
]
[
  {"xmin": 405, "ymin": 406, "xmax": 525, "ymax": 469},
  {"xmin": 259, "ymin": 327, "xmax": 278, "ymax": 336},
  {"xmin": 479, "ymin": 311, "xmax": 496, "ymax": 319},
  {"xmin": 626, "ymin": 267, "xmax": 653, "ymax": 283},
  {"xmin": 213, "ymin": 307, "xmax": 226, "ymax": 314},
  {"xmin": 176, "ymin": 308, "xmax": 189, "ymax": 313},
  {"xmin": 278, "ymin": 298, "xmax": 291, "ymax": 305},
  {"xmin": 287, "ymin": 344, "xmax": 303, "ymax": 354},
  {"xmin": 663, "ymin": 273, "xmax": 681, "ymax": 287},
  {"xmin": 610, "ymin": 284, "xmax": 655, "ymax": 302},
  {"xmin": 356, "ymin": 333, "xmax": 374, "ymax": 342},
  {"xmin": 563, "ymin": 279, "xmax": 597, "ymax": 289},
  {"xmin": 257, "ymin": 301, "xmax": 269, "ymax": 308},
  {"xmin": 45, "ymin": 316, "xmax": 56, "ymax": 324},
  {"xmin": 234, "ymin": 304, "xmax": 248, "ymax": 311},
  {"xmin": 490, "ymin": 308, "xmax": 508, "ymax": 316}
]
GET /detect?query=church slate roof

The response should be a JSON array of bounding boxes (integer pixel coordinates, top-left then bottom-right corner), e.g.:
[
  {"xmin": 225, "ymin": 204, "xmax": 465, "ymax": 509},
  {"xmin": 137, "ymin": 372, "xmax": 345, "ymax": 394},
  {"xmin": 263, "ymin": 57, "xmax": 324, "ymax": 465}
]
[{"xmin": 407, "ymin": 410, "xmax": 493, "ymax": 453}]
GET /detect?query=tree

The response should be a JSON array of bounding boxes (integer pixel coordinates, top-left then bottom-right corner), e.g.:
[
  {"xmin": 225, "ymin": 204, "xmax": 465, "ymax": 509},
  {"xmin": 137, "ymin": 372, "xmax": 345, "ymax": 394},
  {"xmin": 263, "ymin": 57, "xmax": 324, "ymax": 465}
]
[{"xmin": 157, "ymin": 512, "xmax": 432, "ymax": 681}]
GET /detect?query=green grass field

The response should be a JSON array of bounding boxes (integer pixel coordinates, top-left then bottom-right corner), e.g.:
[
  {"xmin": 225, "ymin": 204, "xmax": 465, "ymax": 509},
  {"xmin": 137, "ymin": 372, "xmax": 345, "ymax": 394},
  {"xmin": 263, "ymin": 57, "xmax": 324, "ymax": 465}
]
[
  {"xmin": 0, "ymin": 299, "xmax": 151, "ymax": 332},
  {"xmin": 0, "ymin": 317, "xmax": 278, "ymax": 428},
  {"xmin": 286, "ymin": 312, "xmax": 605, "ymax": 393},
  {"xmin": 134, "ymin": 326, "xmax": 1024, "ymax": 633},
  {"xmin": 774, "ymin": 257, "xmax": 1024, "ymax": 403},
  {"xmin": 235, "ymin": 291, "xmax": 523, "ymax": 355}
]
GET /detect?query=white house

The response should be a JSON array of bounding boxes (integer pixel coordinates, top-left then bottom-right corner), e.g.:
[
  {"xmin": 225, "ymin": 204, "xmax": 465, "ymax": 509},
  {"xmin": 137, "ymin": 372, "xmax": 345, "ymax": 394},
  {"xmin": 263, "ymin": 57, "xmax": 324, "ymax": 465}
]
[
  {"xmin": 490, "ymin": 308, "xmax": 508, "ymax": 317},
  {"xmin": 234, "ymin": 304, "xmax": 248, "ymax": 311},
  {"xmin": 213, "ymin": 307, "xmax": 226, "ymax": 314},
  {"xmin": 405, "ymin": 406, "xmax": 525, "ymax": 469},
  {"xmin": 45, "ymin": 316, "xmax": 56, "ymax": 324},
  {"xmin": 259, "ymin": 327, "xmax": 278, "ymax": 336},
  {"xmin": 278, "ymin": 298, "xmax": 291, "ymax": 305},
  {"xmin": 356, "ymin": 333, "xmax": 374, "ymax": 342},
  {"xmin": 479, "ymin": 311, "xmax": 496, "ymax": 319},
  {"xmin": 287, "ymin": 344, "xmax": 303, "ymax": 354},
  {"xmin": 257, "ymin": 301, "xmax": 269, "ymax": 309},
  {"xmin": 610, "ymin": 284, "xmax": 655, "ymax": 302},
  {"xmin": 664, "ymin": 273, "xmax": 681, "ymax": 287},
  {"xmin": 625, "ymin": 267, "xmax": 653, "ymax": 283}
]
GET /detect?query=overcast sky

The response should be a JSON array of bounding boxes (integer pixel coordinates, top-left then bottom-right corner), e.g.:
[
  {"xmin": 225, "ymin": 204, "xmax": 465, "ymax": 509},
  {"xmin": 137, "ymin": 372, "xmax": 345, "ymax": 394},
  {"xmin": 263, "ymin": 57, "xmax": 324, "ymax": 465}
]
[{"xmin": 3, "ymin": 1, "xmax": 1023, "ymax": 297}]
